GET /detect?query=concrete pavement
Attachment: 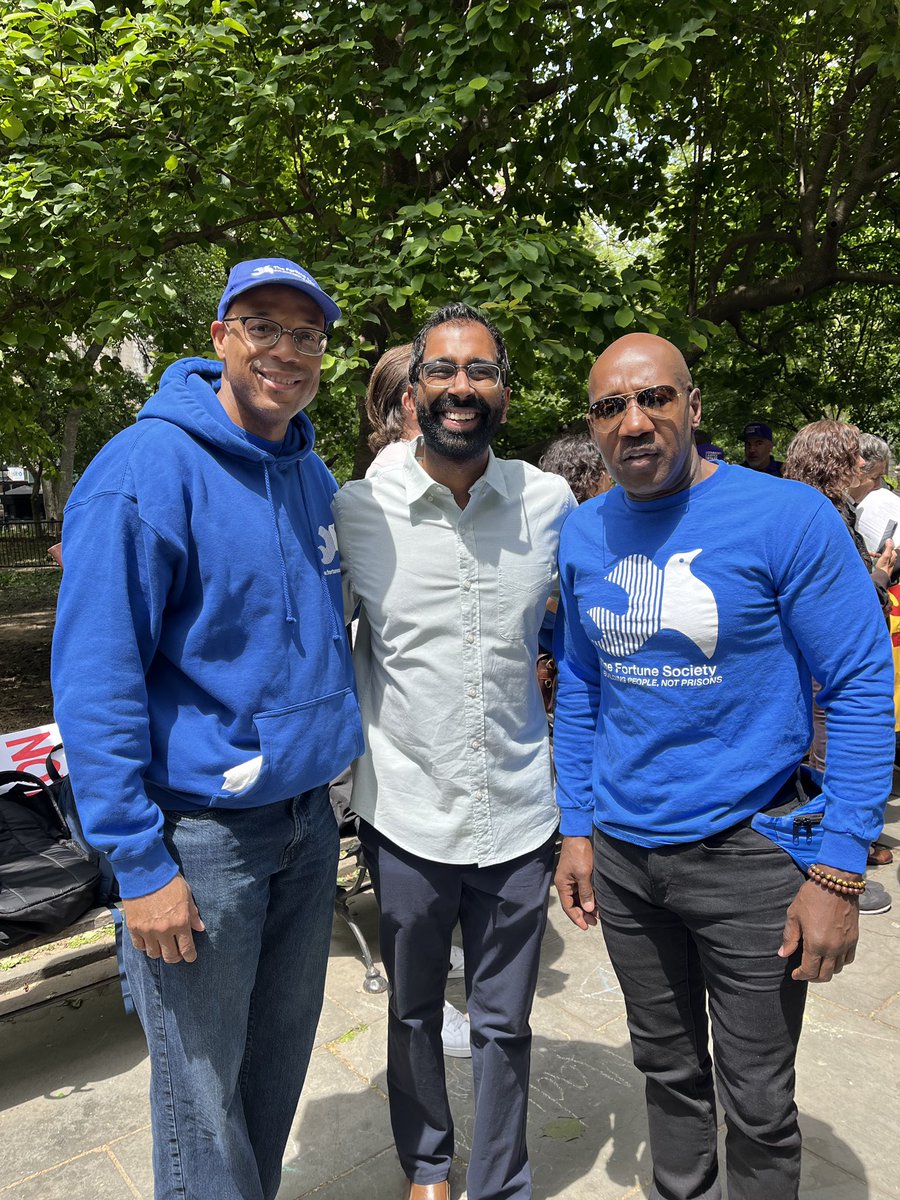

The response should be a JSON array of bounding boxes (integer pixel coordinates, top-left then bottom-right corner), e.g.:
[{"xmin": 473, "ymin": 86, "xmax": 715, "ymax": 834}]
[{"xmin": 2, "ymin": 793, "xmax": 900, "ymax": 1199}]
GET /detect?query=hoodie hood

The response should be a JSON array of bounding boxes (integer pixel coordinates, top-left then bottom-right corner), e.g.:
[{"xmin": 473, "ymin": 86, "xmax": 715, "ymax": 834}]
[
  {"xmin": 137, "ymin": 356, "xmax": 331, "ymax": 627},
  {"xmin": 137, "ymin": 357, "xmax": 317, "ymax": 465}
]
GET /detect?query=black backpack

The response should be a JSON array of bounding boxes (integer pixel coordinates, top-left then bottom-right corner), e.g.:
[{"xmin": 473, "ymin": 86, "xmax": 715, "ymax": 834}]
[
  {"xmin": 0, "ymin": 767, "xmax": 101, "ymax": 950},
  {"xmin": 46, "ymin": 744, "xmax": 119, "ymax": 905}
]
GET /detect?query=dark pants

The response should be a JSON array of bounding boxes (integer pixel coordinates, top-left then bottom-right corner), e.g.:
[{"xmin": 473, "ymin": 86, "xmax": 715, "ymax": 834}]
[
  {"xmin": 359, "ymin": 821, "xmax": 555, "ymax": 1200},
  {"xmin": 593, "ymin": 823, "xmax": 808, "ymax": 1200}
]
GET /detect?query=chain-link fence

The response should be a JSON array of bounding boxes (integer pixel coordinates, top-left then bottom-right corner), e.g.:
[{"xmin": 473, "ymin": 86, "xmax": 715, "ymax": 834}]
[{"xmin": 0, "ymin": 521, "xmax": 63, "ymax": 569}]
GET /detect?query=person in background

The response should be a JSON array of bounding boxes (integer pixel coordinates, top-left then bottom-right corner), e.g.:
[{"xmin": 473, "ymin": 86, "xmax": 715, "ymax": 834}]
[
  {"xmin": 783, "ymin": 419, "xmax": 894, "ymax": 901},
  {"xmin": 334, "ymin": 302, "xmax": 575, "ymax": 1200},
  {"xmin": 850, "ymin": 434, "xmax": 900, "ymax": 778},
  {"xmin": 742, "ymin": 420, "xmax": 783, "ymax": 475},
  {"xmin": 850, "ymin": 432, "xmax": 892, "ymax": 503},
  {"xmin": 694, "ymin": 428, "xmax": 726, "ymax": 463},
  {"xmin": 539, "ymin": 431, "xmax": 612, "ymax": 504},
  {"xmin": 536, "ymin": 431, "xmax": 613, "ymax": 712},
  {"xmin": 365, "ymin": 343, "xmax": 419, "ymax": 477}
]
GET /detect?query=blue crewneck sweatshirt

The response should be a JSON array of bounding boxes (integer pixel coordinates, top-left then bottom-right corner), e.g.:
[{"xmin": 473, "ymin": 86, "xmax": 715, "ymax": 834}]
[
  {"xmin": 553, "ymin": 462, "xmax": 895, "ymax": 874},
  {"xmin": 51, "ymin": 357, "xmax": 363, "ymax": 898}
]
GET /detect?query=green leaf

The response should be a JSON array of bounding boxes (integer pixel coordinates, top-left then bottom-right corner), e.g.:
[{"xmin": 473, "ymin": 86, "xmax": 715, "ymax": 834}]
[
  {"xmin": 223, "ymin": 17, "xmax": 249, "ymax": 35},
  {"xmin": 614, "ymin": 306, "xmax": 634, "ymax": 327},
  {"xmin": 542, "ymin": 1118, "xmax": 585, "ymax": 1141},
  {"xmin": 469, "ymin": 75, "xmax": 489, "ymax": 90},
  {"xmin": 442, "ymin": 225, "xmax": 464, "ymax": 244},
  {"xmin": 858, "ymin": 45, "xmax": 883, "ymax": 69},
  {"xmin": 0, "ymin": 267, "xmax": 16, "ymax": 280},
  {"xmin": 1, "ymin": 116, "xmax": 25, "ymax": 141},
  {"xmin": 164, "ymin": 155, "xmax": 179, "ymax": 172},
  {"xmin": 671, "ymin": 56, "xmax": 692, "ymax": 81},
  {"xmin": 424, "ymin": 201, "xmax": 443, "ymax": 217}
]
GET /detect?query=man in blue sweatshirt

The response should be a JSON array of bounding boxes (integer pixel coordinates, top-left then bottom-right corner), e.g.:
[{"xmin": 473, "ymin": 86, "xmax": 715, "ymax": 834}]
[
  {"xmin": 553, "ymin": 333, "xmax": 895, "ymax": 1200},
  {"xmin": 51, "ymin": 258, "xmax": 363, "ymax": 1200}
]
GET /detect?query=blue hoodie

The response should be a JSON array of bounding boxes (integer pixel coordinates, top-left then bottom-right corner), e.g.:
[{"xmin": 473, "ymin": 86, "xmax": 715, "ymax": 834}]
[{"xmin": 51, "ymin": 358, "xmax": 363, "ymax": 899}]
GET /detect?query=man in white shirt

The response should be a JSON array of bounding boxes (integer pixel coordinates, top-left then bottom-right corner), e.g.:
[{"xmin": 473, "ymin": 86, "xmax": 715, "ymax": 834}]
[{"xmin": 333, "ymin": 303, "xmax": 575, "ymax": 1200}]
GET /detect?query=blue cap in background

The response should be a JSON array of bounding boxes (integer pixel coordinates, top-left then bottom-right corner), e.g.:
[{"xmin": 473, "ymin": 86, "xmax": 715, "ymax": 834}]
[{"xmin": 742, "ymin": 422, "xmax": 773, "ymax": 441}]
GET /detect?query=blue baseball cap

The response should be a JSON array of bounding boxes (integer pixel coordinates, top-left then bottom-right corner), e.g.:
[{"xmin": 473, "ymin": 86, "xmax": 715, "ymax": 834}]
[
  {"xmin": 743, "ymin": 422, "xmax": 773, "ymax": 441},
  {"xmin": 217, "ymin": 258, "xmax": 341, "ymax": 326}
]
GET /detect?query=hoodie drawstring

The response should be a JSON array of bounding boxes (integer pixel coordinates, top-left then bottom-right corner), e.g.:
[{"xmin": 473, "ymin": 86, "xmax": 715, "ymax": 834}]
[{"xmin": 263, "ymin": 462, "xmax": 296, "ymax": 624}]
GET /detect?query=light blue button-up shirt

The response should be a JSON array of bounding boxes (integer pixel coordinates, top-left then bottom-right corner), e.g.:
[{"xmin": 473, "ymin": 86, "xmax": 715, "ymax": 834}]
[{"xmin": 332, "ymin": 441, "xmax": 576, "ymax": 865}]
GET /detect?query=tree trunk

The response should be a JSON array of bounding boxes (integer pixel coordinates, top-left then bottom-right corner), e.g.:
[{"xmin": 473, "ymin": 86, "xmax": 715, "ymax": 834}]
[
  {"xmin": 30, "ymin": 466, "xmax": 43, "ymax": 534},
  {"xmin": 56, "ymin": 404, "xmax": 82, "ymax": 515},
  {"xmin": 41, "ymin": 475, "xmax": 60, "ymax": 523}
]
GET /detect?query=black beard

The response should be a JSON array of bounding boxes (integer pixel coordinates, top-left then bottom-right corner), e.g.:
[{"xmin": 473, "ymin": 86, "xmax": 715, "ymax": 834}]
[{"xmin": 415, "ymin": 393, "xmax": 504, "ymax": 462}]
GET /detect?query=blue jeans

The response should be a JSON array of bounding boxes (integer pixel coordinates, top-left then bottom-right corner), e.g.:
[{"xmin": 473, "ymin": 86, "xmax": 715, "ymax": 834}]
[{"xmin": 124, "ymin": 786, "xmax": 338, "ymax": 1200}]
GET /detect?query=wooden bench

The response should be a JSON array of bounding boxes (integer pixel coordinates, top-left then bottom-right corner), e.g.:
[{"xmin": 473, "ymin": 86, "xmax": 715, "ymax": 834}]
[{"xmin": 0, "ymin": 907, "xmax": 119, "ymax": 1020}]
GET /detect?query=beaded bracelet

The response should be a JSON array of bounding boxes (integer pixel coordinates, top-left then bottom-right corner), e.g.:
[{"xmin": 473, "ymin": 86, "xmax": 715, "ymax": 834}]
[{"xmin": 807, "ymin": 863, "xmax": 866, "ymax": 896}]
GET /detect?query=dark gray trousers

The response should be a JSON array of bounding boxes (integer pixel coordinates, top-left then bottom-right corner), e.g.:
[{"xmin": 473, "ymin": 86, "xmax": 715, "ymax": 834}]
[
  {"xmin": 359, "ymin": 821, "xmax": 555, "ymax": 1200},
  {"xmin": 593, "ymin": 823, "xmax": 808, "ymax": 1200}
]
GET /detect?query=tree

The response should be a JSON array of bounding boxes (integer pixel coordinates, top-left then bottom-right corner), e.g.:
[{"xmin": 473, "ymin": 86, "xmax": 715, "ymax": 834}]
[
  {"xmin": 1, "ymin": 0, "xmax": 897, "ymax": 482},
  {"xmin": 0, "ymin": 0, "xmax": 718, "ymax": 478},
  {"xmin": 612, "ymin": 0, "xmax": 899, "ymax": 356},
  {"xmin": 0, "ymin": 344, "xmax": 146, "ymax": 518}
]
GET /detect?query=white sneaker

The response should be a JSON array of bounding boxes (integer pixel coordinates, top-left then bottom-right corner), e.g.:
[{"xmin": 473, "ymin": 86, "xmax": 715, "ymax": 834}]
[
  {"xmin": 441, "ymin": 1001, "xmax": 471, "ymax": 1058},
  {"xmin": 448, "ymin": 944, "xmax": 465, "ymax": 979}
]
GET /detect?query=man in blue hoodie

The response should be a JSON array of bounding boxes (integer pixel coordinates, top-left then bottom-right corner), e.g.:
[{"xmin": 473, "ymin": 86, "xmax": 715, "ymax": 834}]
[
  {"xmin": 51, "ymin": 259, "xmax": 363, "ymax": 1200},
  {"xmin": 552, "ymin": 333, "xmax": 894, "ymax": 1200}
]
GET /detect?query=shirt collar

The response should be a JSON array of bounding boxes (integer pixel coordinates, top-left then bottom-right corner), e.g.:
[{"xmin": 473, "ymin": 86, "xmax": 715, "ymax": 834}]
[{"xmin": 402, "ymin": 438, "xmax": 510, "ymax": 505}]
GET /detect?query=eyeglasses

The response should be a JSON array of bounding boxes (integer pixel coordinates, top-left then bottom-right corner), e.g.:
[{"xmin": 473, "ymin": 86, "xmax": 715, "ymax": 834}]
[
  {"xmin": 587, "ymin": 384, "xmax": 682, "ymax": 426},
  {"xmin": 223, "ymin": 316, "xmax": 328, "ymax": 357},
  {"xmin": 419, "ymin": 359, "xmax": 503, "ymax": 388}
]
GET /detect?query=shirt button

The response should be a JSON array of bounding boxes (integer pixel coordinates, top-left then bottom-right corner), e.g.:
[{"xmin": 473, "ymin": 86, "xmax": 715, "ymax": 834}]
[
  {"xmin": 466, "ymin": 632, "xmax": 475, "ymax": 644},
  {"xmin": 474, "ymin": 790, "xmax": 483, "ymax": 800},
  {"xmin": 471, "ymin": 738, "xmax": 480, "ymax": 749},
  {"xmin": 463, "ymin": 580, "xmax": 472, "ymax": 591},
  {"xmin": 467, "ymin": 687, "xmax": 477, "ymax": 698}
]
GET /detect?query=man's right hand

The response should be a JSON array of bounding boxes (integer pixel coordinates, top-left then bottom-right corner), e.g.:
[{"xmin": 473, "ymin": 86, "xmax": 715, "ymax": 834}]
[
  {"xmin": 554, "ymin": 835, "xmax": 597, "ymax": 930},
  {"xmin": 122, "ymin": 874, "xmax": 206, "ymax": 964}
]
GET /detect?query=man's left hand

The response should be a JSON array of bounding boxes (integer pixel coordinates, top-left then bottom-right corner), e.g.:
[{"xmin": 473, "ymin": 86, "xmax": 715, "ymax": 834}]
[{"xmin": 778, "ymin": 879, "xmax": 859, "ymax": 983}]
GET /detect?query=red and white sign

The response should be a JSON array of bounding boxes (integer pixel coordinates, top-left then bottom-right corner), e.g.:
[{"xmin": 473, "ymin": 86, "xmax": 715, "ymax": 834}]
[{"xmin": 0, "ymin": 723, "xmax": 65, "ymax": 782}]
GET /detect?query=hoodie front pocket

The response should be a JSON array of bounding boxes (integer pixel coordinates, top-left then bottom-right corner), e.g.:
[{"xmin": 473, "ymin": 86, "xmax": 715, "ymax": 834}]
[{"xmin": 214, "ymin": 687, "xmax": 363, "ymax": 804}]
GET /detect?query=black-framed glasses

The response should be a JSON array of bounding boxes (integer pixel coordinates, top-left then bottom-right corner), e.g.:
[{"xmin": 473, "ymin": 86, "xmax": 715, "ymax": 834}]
[
  {"xmin": 419, "ymin": 359, "xmax": 503, "ymax": 388},
  {"xmin": 223, "ymin": 316, "xmax": 328, "ymax": 357},
  {"xmin": 587, "ymin": 384, "xmax": 682, "ymax": 425}
]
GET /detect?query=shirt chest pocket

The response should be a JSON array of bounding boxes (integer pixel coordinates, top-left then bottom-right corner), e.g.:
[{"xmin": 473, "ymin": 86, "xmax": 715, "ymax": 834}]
[{"xmin": 497, "ymin": 561, "xmax": 554, "ymax": 643}]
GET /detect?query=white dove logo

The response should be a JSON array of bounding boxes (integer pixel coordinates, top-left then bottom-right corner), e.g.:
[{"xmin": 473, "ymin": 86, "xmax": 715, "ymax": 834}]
[
  {"xmin": 318, "ymin": 524, "xmax": 338, "ymax": 566},
  {"xmin": 589, "ymin": 550, "xmax": 718, "ymax": 659}
]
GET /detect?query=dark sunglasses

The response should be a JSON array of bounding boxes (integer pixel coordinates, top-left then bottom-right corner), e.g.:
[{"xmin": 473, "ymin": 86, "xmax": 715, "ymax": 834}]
[{"xmin": 587, "ymin": 384, "xmax": 682, "ymax": 424}]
